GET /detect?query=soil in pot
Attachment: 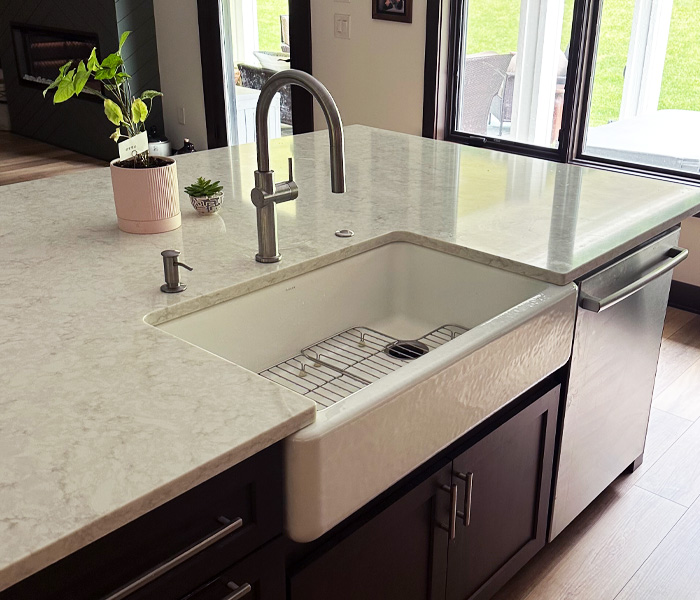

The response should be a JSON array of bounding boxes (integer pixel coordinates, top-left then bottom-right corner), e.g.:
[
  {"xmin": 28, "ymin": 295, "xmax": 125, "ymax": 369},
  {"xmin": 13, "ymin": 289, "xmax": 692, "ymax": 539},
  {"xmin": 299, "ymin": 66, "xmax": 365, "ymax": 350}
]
[{"xmin": 114, "ymin": 156, "xmax": 172, "ymax": 169}]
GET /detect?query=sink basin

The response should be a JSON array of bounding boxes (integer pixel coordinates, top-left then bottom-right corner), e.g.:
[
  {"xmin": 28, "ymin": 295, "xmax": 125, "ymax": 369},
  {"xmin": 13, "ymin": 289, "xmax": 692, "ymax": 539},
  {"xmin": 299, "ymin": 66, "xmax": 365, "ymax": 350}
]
[{"xmin": 149, "ymin": 238, "xmax": 577, "ymax": 541}]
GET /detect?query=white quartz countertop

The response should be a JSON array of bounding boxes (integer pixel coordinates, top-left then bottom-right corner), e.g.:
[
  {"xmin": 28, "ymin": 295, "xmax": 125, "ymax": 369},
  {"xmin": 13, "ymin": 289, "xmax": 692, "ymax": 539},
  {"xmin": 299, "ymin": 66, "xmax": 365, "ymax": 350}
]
[{"xmin": 2, "ymin": 125, "xmax": 700, "ymax": 591}]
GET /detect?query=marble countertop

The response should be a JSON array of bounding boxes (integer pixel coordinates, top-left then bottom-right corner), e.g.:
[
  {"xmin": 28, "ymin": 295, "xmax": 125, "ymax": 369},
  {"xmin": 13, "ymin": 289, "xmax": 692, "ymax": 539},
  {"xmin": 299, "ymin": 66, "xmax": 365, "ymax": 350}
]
[{"xmin": 2, "ymin": 125, "xmax": 700, "ymax": 591}]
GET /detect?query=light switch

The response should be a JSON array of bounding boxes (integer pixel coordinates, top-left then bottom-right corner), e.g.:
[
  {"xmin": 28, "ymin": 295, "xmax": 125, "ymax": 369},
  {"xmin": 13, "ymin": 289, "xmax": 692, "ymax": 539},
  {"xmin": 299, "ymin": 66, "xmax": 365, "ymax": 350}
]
[
  {"xmin": 334, "ymin": 14, "xmax": 350, "ymax": 39},
  {"xmin": 177, "ymin": 106, "xmax": 186, "ymax": 125}
]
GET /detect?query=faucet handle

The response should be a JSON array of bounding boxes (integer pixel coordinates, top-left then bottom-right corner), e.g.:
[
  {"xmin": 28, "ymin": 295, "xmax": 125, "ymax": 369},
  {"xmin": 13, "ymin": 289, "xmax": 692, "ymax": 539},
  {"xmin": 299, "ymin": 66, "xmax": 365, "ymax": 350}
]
[{"xmin": 288, "ymin": 157, "xmax": 294, "ymax": 182}]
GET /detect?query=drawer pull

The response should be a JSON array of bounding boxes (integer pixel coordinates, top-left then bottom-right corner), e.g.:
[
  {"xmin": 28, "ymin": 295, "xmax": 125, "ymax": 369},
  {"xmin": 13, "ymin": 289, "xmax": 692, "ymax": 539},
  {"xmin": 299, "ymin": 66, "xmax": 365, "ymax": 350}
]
[
  {"xmin": 224, "ymin": 581, "xmax": 252, "ymax": 600},
  {"xmin": 102, "ymin": 516, "xmax": 243, "ymax": 600},
  {"xmin": 579, "ymin": 247, "xmax": 687, "ymax": 313},
  {"xmin": 437, "ymin": 484, "xmax": 459, "ymax": 540},
  {"xmin": 455, "ymin": 472, "xmax": 474, "ymax": 526}
]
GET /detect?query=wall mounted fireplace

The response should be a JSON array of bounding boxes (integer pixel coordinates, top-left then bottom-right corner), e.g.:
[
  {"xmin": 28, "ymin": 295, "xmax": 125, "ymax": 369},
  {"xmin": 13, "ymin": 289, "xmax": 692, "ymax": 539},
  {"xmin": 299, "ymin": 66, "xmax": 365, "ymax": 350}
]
[{"xmin": 11, "ymin": 23, "xmax": 99, "ymax": 90}]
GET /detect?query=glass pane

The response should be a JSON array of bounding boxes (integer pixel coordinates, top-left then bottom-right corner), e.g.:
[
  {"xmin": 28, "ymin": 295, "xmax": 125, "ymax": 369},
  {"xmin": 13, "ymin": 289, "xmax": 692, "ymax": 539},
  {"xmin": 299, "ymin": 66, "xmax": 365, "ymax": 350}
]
[
  {"xmin": 583, "ymin": 0, "xmax": 700, "ymax": 173},
  {"xmin": 221, "ymin": 0, "xmax": 293, "ymax": 146},
  {"xmin": 257, "ymin": 0, "xmax": 290, "ymax": 52},
  {"xmin": 455, "ymin": 0, "xmax": 574, "ymax": 148}
]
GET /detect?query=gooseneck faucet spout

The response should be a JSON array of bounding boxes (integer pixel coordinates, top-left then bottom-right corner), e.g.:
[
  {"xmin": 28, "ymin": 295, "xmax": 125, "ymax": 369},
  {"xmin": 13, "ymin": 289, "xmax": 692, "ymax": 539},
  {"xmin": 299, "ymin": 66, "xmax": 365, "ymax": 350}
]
[{"xmin": 251, "ymin": 69, "xmax": 345, "ymax": 263}]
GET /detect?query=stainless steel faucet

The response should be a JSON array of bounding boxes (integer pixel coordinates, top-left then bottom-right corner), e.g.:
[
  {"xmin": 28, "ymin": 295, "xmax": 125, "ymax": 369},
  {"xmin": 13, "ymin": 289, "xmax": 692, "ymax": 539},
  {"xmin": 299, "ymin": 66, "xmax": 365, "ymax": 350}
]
[{"xmin": 251, "ymin": 69, "xmax": 345, "ymax": 263}]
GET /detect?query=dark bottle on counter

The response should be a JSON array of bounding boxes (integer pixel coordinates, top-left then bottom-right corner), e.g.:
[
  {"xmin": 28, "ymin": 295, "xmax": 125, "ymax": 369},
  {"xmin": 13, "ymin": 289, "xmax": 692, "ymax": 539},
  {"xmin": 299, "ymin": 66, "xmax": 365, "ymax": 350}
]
[{"xmin": 175, "ymin": 138, "xmax": 197, "ymax": 154}]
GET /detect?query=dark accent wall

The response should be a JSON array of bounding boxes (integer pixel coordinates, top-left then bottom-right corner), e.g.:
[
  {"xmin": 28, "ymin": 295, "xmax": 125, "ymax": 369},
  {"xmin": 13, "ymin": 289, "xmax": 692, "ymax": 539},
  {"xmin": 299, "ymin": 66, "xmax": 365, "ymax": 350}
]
[
  {"xmin": 115, "ymin": 0, "xmax": 163, "ymax": 138},
  {"xmin": 0, "ymin": 0, "xmax": 163, "ymax": 161}
]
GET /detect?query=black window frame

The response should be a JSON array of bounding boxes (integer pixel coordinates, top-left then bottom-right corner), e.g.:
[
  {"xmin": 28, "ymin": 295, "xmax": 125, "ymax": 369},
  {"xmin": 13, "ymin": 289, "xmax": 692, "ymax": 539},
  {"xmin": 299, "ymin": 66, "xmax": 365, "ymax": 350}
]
[{"xmin": 426, "ymin": 0, "xmax": 700, "ymax": 187}]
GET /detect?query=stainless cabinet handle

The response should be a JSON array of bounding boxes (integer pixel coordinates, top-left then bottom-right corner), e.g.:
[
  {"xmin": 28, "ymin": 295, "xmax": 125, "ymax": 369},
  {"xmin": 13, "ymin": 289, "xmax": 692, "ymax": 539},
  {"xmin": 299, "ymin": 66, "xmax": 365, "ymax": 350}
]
[
  {"xmin": 103, "ymin": 516, "xmax": 243, "ymax": 600},
  {"xmin": 224, "ymin": 581, "xmax": 252, "ymax": 600},
  {"xmin": 455, "ymin": 472, "xmax": 474, "ymax": 526},
  {"xmin": 579, "ymin": 247, "xmax": 688, "ymax": 313},
  {"xmin": 438, "ymin": 484, "xmax": 459, "ymax": 540}
]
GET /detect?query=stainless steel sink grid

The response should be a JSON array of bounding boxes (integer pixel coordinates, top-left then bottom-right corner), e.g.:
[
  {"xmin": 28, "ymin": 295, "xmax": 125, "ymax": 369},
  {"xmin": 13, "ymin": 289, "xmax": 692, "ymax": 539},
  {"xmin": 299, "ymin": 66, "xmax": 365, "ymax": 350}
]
[{"xmin": 259, "ymin": 325, "xmax": 468, "ymax": 410}]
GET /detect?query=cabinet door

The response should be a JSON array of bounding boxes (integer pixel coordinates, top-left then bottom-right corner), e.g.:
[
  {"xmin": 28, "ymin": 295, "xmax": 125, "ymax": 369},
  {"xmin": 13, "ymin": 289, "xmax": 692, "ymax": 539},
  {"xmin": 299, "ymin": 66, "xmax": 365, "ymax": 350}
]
[
  {"xmin": 289, "ymin": 464, "xmax": 452, "ymax": 600},
  {"xmin": 446, "ymin": 385, "xmax": 560, "ymax": 600}
]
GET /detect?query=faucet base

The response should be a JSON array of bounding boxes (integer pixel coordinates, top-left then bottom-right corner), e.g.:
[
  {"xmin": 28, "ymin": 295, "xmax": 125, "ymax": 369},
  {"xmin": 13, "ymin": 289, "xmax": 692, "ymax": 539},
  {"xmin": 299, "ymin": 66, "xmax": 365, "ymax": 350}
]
[{"xmin": 256, "ymin": 253, "xmax": 281, "ymax": 264}]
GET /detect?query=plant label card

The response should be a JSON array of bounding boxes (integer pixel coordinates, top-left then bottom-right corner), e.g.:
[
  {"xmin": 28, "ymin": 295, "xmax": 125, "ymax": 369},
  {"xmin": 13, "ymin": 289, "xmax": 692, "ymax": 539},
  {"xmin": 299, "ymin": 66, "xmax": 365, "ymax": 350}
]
[{"xmin": 118, "ymin": 131, "xmax": 149, "ymax": 161}]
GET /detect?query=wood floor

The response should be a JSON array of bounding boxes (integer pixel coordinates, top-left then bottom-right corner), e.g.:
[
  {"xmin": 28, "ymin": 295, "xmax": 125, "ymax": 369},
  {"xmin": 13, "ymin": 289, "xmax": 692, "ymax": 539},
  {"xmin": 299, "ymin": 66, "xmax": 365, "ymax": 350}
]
[
  {"xmin": 494, "ymin": 307, "xmax": 700, "ymax": 600},
  {"xmin": 0, "ymin": 131, "xmax": 105, "ymax": 186}
]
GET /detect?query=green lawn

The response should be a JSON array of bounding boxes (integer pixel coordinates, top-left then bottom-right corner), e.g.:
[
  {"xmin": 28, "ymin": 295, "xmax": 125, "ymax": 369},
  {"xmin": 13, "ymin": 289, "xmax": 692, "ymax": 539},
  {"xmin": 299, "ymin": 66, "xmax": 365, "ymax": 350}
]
[
  {"xmin": 257, "ymin": 0, "xmax": 289, "ymax": 53},
  {"xmin": 659, "ymin": 0, "xmax": 700, "ymax": 112},
  {"xmin": 464, "ymin": 0, "xmax": 700, "ymax": 128},
  {"xmin": 589, "ymin": 0, "xmax": 634, "ymax": 126}
]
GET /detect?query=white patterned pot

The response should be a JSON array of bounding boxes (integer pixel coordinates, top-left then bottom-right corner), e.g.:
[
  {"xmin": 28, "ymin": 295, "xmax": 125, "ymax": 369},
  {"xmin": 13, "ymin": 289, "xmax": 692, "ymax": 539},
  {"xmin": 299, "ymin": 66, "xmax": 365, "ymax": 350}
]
[
  {"xmin": 190, "ymin": 192, "xmax": 224, "ymax": 214},
  {"xmin": 109, "ymin": 157, "xmax": 181, "ymax": 234}
]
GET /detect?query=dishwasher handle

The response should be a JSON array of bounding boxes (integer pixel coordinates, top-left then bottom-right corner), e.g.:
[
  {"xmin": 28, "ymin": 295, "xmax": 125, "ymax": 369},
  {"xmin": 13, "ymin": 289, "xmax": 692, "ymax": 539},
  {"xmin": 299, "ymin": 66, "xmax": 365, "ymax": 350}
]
[{"xmin": 580, "ymin": 246, "xmax": 688, "ymax": 313}]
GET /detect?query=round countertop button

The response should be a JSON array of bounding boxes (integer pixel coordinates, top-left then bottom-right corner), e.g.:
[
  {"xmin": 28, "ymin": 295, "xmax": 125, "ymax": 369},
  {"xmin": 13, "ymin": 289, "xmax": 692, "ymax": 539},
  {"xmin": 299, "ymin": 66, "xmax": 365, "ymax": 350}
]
[{"xmin": 335, "ymin": 229, "xmax": 355, "ymax": 238}]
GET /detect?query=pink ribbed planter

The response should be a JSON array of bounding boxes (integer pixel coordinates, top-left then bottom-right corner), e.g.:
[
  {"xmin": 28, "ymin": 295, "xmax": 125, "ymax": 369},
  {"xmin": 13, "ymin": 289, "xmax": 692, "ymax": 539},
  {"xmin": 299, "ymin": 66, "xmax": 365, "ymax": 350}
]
[{"xmin": 110, "ymin": 157, "xmax": 181, "ymax": 234}]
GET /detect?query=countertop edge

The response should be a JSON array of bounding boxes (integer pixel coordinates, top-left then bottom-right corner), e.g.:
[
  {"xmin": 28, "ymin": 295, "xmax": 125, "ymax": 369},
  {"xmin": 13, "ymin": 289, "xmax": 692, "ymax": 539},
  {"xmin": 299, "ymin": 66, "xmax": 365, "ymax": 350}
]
[{"xmin": 0, "ymin": 406, "xmax": 315, "ymax": 594}]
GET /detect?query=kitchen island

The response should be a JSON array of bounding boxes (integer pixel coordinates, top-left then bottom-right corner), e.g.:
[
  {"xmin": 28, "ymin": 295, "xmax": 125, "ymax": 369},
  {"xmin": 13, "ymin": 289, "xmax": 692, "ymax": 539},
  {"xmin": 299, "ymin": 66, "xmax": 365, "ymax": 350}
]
[{"xmin": 2, "ymin": 125, "xmax": 700, "ymax": 594}]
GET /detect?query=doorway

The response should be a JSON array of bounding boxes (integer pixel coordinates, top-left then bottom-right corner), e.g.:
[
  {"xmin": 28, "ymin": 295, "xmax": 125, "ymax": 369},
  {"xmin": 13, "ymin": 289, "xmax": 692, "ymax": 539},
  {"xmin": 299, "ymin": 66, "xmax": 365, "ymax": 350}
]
[{"xmin": 197, "ymin": 0, "xmax": 313, "ymax": 149}]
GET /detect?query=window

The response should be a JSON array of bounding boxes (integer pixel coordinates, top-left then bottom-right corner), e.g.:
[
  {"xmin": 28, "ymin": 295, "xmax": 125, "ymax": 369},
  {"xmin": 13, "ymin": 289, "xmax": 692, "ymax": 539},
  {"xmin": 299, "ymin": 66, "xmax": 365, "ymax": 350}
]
[
  {"xmin": 581, "ymin": 0, "xmax": 700, "ymax": 174},
  {"xmin": 436, "ymin": 0, "xmax": 700, "ymax": 181},
  {"xmin": 452, "ymin": 0, "xmax": 574, "ymax": 150}
]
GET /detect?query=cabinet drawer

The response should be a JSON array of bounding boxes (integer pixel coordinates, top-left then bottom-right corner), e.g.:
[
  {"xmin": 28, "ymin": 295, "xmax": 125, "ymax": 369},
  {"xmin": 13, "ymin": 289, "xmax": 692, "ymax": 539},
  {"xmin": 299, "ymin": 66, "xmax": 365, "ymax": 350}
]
[
  {"xmin": 3, "ymin": 444, "xmax": 283, "ymax": 600},
  {"xmin": 181, "ymin": 537, "xmax": 286, "ymax": 600}
]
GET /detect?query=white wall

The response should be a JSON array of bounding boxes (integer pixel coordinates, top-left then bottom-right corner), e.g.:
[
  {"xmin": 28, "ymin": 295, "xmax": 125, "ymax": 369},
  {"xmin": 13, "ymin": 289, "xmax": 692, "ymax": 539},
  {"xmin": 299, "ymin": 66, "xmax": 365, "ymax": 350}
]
[
  {"xmin": 151, "ymin": 0, "xmax": 428, "ymax": 145},
  {"xmin": 153, "ymin": 0, "xmax": 209, "ymax": 150},
  {"xmin": 310, "ymin": 0, "xmax": 427, "ymax": 135},
  {"xmin": 674, "ymin": 218, "xmax": 700, "ymax": 285}
]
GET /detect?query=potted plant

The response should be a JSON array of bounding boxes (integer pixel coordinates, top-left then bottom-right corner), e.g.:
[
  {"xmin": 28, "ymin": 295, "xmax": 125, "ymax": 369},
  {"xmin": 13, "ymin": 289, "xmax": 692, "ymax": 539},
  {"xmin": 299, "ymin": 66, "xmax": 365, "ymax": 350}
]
[
  {"xmin": 185, "ymin": 177, "xmax": 224, "ymax": 214},
  {"xmin": 44, "ymin": 32, "xmax": 180, "ymax": 234}
]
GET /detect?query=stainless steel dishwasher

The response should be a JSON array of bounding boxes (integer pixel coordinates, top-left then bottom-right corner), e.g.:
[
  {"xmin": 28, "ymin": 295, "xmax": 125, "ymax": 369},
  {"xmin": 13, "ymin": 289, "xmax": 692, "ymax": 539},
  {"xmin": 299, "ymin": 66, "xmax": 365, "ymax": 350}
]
[{"xmin": 550, "ymin": 227, "xmax": 688, "ymax": 540}]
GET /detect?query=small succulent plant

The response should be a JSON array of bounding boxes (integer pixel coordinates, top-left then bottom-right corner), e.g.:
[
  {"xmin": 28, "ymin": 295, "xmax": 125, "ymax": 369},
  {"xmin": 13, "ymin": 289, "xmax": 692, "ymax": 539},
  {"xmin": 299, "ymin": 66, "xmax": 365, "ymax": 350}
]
[{"xmin": 185, "ymin": 177, "xmax": 224, "ymax": 198}]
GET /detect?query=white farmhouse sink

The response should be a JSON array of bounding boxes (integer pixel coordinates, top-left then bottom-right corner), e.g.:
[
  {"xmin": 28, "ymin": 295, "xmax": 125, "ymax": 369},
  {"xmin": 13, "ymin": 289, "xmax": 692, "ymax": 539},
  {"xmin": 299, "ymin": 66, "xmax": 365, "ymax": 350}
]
[{"xmin": 150, "ymin": 239, "xmax": 577, "ymax": 542}]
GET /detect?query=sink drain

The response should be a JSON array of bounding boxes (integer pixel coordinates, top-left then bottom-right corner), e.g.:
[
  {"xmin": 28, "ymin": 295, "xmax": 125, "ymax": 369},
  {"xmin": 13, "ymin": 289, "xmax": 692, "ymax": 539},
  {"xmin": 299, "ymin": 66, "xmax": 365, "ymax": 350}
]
[{"xmin": 384, "ymin": 340, "xmax": 430, "ymax": 361}]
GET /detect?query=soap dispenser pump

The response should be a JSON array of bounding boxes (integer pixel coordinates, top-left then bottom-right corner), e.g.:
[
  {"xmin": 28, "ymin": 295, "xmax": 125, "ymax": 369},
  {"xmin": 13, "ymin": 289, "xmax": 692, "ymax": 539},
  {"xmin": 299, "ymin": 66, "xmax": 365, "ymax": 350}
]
[{"xmin": 160, "ymin": 249, "xmax": 193, "ymax": 293}]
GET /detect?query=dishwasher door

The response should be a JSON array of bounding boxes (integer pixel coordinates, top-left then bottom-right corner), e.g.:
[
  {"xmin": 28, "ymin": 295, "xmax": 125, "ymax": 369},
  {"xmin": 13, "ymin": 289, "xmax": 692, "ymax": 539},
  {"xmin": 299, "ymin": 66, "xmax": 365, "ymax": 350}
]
[{"xmin": 550, "ymin": 227, "xmax": 687, "ymax": 540}]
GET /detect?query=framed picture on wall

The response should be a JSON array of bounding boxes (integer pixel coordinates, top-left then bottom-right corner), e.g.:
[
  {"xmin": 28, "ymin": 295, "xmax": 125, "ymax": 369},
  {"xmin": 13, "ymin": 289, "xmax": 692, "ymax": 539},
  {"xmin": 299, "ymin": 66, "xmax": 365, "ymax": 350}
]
[{"xmin": 372, "ymin": 0, "xmax": 413, "ymax": 23}]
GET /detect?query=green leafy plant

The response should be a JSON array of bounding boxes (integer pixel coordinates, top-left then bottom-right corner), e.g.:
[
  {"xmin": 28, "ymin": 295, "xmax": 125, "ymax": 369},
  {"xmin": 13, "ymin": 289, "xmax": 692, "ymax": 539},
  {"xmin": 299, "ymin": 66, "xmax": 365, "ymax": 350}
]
[
  {"xmin": 184, "ymin": 177, "xmax": 224, "ymax": 198},
  {"xmin": 43, "ymin": 31, "xmax": 162, "ymax": 165}
]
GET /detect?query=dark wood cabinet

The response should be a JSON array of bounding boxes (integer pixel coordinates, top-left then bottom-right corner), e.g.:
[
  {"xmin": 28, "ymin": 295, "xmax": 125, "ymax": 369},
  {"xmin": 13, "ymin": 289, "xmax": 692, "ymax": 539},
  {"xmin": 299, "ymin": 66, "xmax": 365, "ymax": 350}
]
[
  {"xmin": 1, "ymin": 444, "xmax": 284, "ymax": 600},
  {"xmin": 446, "ymin": 385, "xmax": 559, "ymax": 600},
  {"xmin": 4, "ymin": 382, "xmax": 561, "ymax": 600},
  {"xmin": 182, "ymin": 537, "xmax": 286, "ymax": 600},
  {"xmin": 288, "ymin": 382, "xmax": 561, "ymax": 600},
  {"xmin": 289, "ymin": 464, "xmax": 452, "ymax": 600}
]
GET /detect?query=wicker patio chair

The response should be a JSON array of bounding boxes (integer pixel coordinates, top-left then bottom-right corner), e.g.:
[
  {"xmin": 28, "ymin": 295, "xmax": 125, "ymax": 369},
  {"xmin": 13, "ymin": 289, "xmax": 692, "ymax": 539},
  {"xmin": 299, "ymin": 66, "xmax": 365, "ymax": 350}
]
[{"xmin": 460, "ymin": 53, "xmax": 512, "ymax": 135}]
